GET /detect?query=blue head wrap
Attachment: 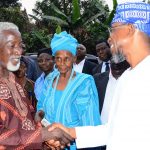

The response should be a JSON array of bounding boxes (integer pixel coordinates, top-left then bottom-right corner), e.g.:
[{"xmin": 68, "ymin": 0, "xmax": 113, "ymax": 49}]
[
  {"xmin": 111, "ymin": 2, "xmax": 150, "ymax": 36},
  {"xmin": 50, "ymin": 31, "xmax": 78, "ymax": 56}
]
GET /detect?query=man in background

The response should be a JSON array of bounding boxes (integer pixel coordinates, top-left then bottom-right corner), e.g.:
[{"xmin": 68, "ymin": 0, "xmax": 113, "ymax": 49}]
[
  {"xmin": 22, "ymin": 46, "xmax": 41, "ymax": 81},
  {"xmin": 93, "ymin": 40, "xmax": 112, "ymax": 75},
  {"xmin": 94, "ymin": 60, "xmax": 130, "ymax": 115},
  {"xmin": 74, "ymin": 44, "xmax": 97, "ymax": 75}
]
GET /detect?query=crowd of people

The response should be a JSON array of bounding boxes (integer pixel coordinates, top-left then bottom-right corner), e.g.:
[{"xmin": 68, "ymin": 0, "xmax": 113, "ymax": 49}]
[{"xmin": 0, "ymin": 1, "xmax": 150, "ymax": 150}]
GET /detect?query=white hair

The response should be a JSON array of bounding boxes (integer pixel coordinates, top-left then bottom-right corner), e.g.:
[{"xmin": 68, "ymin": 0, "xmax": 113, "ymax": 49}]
[{"xmin": 0, "ymin": 22, "xmax": 19, "ymax": 33}]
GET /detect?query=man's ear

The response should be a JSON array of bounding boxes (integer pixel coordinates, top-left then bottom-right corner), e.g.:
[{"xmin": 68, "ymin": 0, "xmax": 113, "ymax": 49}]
[{"xmin": 127, "ymin": 24, "xmax": 136, "ymax": 37}]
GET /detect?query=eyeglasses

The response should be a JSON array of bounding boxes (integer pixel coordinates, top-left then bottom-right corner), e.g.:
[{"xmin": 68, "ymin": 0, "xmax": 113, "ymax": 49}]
[{"xmin": 108, "ymin": 24, "xmax": 128, "ymax": 35}]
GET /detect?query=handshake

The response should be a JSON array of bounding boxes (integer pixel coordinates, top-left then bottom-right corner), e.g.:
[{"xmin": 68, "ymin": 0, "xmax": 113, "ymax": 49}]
[{"xmin": 35, "ymin": 110, "xmax": 76, "ymax": 149}]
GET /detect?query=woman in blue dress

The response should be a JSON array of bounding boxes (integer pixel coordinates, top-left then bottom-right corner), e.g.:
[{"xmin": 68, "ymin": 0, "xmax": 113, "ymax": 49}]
[{"xmin": 35, "ymin": 31, "xmax": 101, "ymax": 149}]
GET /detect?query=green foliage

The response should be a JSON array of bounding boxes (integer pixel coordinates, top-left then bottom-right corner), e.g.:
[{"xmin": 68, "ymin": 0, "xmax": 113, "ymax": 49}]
[
  {"xmin": 50, "ymin": 3, "xmax": 68, "ymax": 19},
  {"xmin": 43, "ymin": 15, "xmax": 69, "ymax": 26},
  {"xmin": 143, "ymin": 0, "xmax": 150, "ymax": 2},
  {"xmin": 31, "ymin": 0, "xmax": 110, "ymax": 54},
  {"xmin": 72, "ymin": 0, "xmax": 80, "ymax": 23},
  {"xmin": 56, "ymin": 25, "xmax": 62, "ymax": 34},
  {"xmin": 0, "ymin": 1, "xmax": 53, "ymax": 53},
  {"xmin": 22, "ymin": 28, "xmax": 52, "ymax": 53},
  {"xmin": 0, "ymin": 0, "xmax": 20, "ymax": 7},
  {"xmin": 0, "ymin": 7, "xmax": 30, "ymax": 33},
  {"xmin": 105, "ymin": 0, "xmax": 118, "ymax": 25},
  {"xmin": 33, "ymin": 0, "xmax": 77, "ymax": 26}
]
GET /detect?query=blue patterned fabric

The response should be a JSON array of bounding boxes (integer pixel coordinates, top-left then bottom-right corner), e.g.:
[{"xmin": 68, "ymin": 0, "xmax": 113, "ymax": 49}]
[
  {"xmin": 112, "ymin": 2, "xmax": 150, "ymax": 36},
  {"xmin": 42, "ymin": 72, "xmax": 101, "ymax": 127},
  {"xmin": 50, "ymin": 31, "xmax": 78, "ymax": 56}
]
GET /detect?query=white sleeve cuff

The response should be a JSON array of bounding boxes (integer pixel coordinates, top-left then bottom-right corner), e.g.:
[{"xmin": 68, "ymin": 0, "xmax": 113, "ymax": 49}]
[{"xmin": 75, "ymin": 124, "xmax": 108, "ymax": 149}]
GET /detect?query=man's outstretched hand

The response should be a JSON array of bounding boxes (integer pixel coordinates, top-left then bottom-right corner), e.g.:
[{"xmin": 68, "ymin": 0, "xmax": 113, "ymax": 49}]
[
  {"xmin": 42, "ymin": 126, "xmax": 74, "ymax": 148},
  {"xmin": 43, "ymin": 123, "xmax": 76, "ymax": 149},
  {"xmin": 50, "ymin": 123, "xmax": 76, "ymax": 139}
]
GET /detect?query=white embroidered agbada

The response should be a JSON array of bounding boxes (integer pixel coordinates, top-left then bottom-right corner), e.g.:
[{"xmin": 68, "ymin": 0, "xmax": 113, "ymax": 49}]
[{"xmin": 75, "ymin": 55, "xmax": 150, "ymax": 150}]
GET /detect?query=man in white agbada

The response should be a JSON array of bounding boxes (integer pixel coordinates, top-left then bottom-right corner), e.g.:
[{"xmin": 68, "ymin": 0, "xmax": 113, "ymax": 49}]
[{"xmin": 50, "ymin": 1, "xmax": 150, "ymax": 150}]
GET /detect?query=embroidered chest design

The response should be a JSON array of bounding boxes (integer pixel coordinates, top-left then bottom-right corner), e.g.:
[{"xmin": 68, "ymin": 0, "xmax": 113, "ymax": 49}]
[
  {"xmin": 16, "ymin": 83, "xmax": 26, "ymax": 97},
  {"xmin": 0, "ymin": 83, "xmax": 11, "ymax": 99}
]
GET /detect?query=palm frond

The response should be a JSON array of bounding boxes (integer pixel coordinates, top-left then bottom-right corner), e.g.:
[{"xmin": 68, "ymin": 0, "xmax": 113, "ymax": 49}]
[
  {"xmin": 50, "ymin": 3, "xmax": 68, "ymax": 19},
  {"xmin": 32, "ymin": 9, "xmax": 42, "ymax": 15},
  {"xmin": 42, "ymin": 15, "xmax": 69, "ymax": 26},
  {"xmin": 29, "ymin": 14, "xmax": 41, "ymax": 22},
  {"xmin": 33, "ymin": 31, "xmax": 51, "ymax": 48},
  {"xmin": 84, "ymin": 13, "xmax": 105, "ymax": 26}
]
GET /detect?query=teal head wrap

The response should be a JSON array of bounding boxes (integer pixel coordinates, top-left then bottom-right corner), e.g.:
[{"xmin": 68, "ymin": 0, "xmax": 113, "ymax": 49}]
[{"xmin": 50, "ymin": 31, "xmax": 78, "ymax": 56}]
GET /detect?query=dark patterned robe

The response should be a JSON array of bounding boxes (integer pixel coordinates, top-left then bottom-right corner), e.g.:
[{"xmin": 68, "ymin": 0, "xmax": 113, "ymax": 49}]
[{"xmin": 0, "ymin": 74, "xmax": 42, "ymax": 150}]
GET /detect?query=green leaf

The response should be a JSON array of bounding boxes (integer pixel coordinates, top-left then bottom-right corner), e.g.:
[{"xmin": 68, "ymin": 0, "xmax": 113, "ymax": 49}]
[
  {"xmin": 56, "ymin": 25, "xmax": 62, "ymax": 34},
  {"xmin": 72, "ymin": 0, "xmax": 80, "ymax": 23},
  {"xmin": 33, "ymin": 31, "xmax": 50, "ymax": 48},
  {"xmin": 84, "ymin": 12, "xmax": 105, "ymax": 25},
  {"xmin": 50, "ymin": 3, "xmax": 68, "ymax": 19},
  {"xmin": 42, "ymin": 15, "xmax": 69, "ymax": 26},
  {"xmin": 32, "ymin": 9, "xmax": 42, "ymax": 16},
  {"xmin": 105, "ymin": 0, "xmax": 118, "ymax": 25},
  {"xmin": 113, "ymin": 0, "xmax": 118, "ymax": 9},
  {"xmin": 29, "ymin": 14, "xmax": 41, "ymax": 22}
]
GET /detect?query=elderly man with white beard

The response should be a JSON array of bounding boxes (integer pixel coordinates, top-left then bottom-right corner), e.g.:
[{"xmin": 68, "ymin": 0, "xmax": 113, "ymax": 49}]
[{"xmin": 0, "ymin": 22, "xmax": 73, "ymax": 149}]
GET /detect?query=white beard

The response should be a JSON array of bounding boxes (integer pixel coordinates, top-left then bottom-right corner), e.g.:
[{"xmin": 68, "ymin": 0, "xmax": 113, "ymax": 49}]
[
  {"xmin": 111, "ymin": 52, "xmax": 126, "ymax": 63},
  {"xmin": 6, "ymin": 59, "xmax": 20, "ymax": 72},
  {"xmin": 110, "ymin": 36, "xmax": 126, "ymax": 63}
]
